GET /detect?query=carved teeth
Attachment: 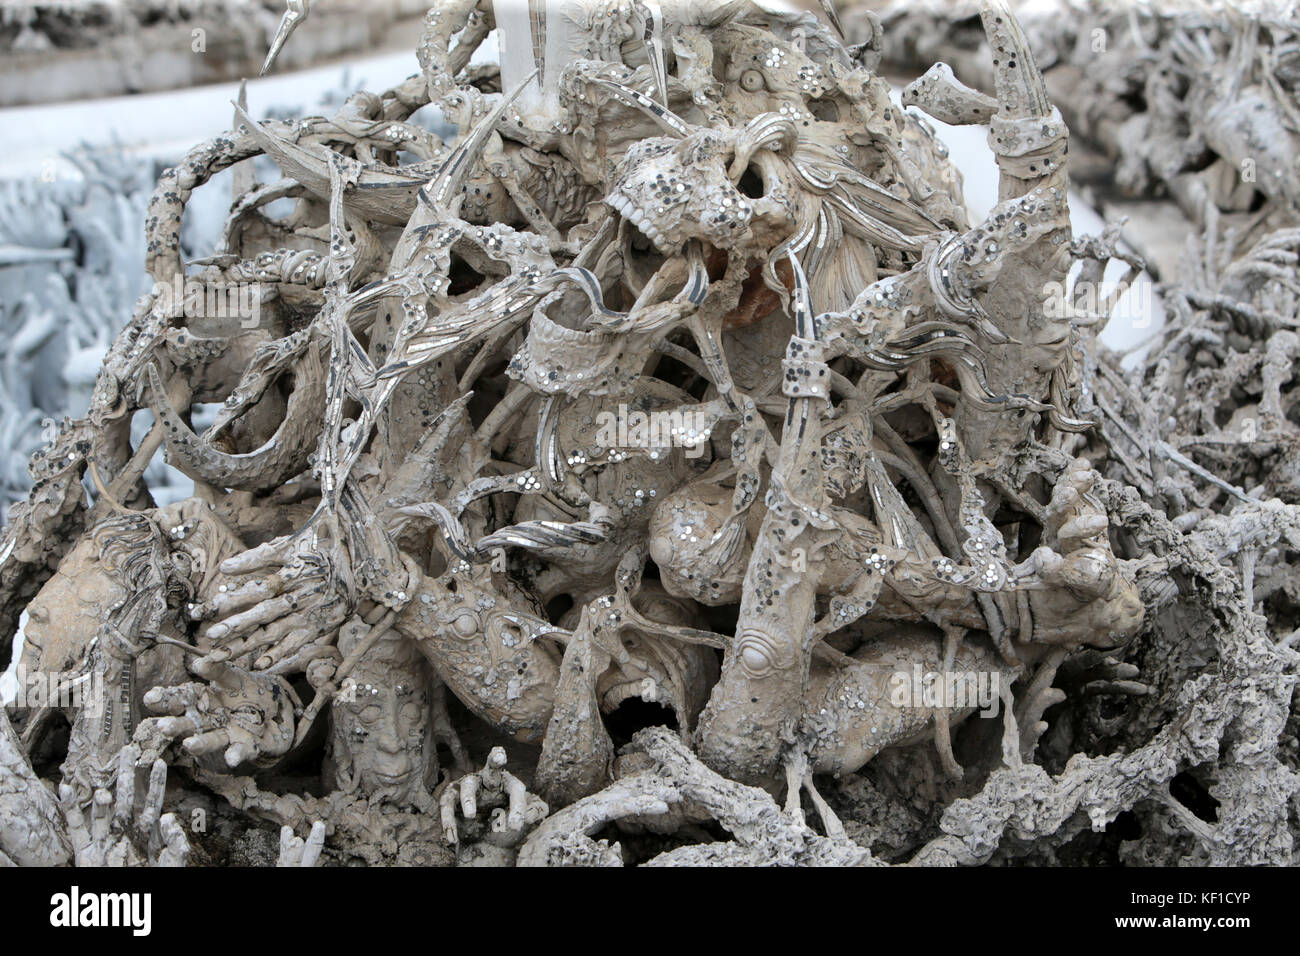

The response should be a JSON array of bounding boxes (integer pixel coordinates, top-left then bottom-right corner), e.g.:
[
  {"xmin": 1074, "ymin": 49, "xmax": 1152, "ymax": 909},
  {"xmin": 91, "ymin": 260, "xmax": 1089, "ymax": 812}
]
[{"xmin": 607, "ymin": 193, "xmax": 675, "ymax": 255}]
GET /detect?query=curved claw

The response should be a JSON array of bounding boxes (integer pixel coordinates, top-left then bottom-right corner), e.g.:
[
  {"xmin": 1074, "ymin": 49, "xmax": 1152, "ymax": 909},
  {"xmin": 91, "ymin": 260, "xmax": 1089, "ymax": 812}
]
[
  {"xmin": 387, "ymin": 72, "xmax": 540, "ymax": 272},
  {"xmin": 425, "ymin": 69, "xmax": 540, "ymax": 211},
  {"xmin": 592, "ymin": 79, "xmax": 691, "ymax": 137},
  {"xmin": 979, "ymin": 0, "xmax": 1051, "ymax": 120},
  {"xmin": 146, "ymin": 349, "xmax": 324, "ymax": 492},
  {"xmin": 819, "ymin": 0, "xmax": 844, "ymax": 36},
  {"xmin": 261, "ymin": 0, "xmax": 310, "ymax": 76},
  {"xmin": 978, "ymin": 0, "xmax": 1068, "ymax": 199},
  {"xmin": 788, "ymin": 251, "xmax": 817, "ymax": 341},
  {"xmin": 392, "ymin": 501, "xmax": 478, "ymax": 562},
  {"xmin": 640, "ymin": 0, "xmax": 669, "ymax": 106}
]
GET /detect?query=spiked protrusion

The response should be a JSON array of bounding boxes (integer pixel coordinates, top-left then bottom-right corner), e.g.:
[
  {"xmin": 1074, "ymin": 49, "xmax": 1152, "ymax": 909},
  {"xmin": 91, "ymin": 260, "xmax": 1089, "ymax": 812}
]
[
  {"xmin": 146, "ymin": 352, "xmax": 325, "ymax": 493},
  {"xmin": 261, "ymin": 0, "xmax": 310, "ymax": 76},
  {"xmin": 977, "ymin": 0, "xmax": 1069, "ymax": 198},
  {"xmin": 979, "ymin": 0, "xmax": 1051, "ymax": 120},
  {"xmin": 426, "ymin": 69, "xmax": 540, "ymax": 210},
  {"xmin": 592, "ymin": 78, "xmax": 691, "ymax": 137}
]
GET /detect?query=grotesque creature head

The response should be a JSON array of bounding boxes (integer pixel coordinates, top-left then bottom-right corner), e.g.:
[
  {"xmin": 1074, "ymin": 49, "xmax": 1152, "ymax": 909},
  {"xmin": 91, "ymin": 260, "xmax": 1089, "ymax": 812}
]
[{"xmin": 606, "ymin": 132, "xmax": 760, "ymax": 257}]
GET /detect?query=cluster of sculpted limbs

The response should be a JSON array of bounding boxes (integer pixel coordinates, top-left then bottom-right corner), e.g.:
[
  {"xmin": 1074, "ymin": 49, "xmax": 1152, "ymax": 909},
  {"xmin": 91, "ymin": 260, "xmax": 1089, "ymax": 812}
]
[{"xmin": 0, "ymin": 0, "xmax": 1146, "ymax": 866}]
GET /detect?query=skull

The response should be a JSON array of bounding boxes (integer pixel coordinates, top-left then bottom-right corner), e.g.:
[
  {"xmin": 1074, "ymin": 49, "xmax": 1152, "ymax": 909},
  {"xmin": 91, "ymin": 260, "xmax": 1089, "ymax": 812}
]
[{"xmin": 605, "ymin": 131, "xmax": 761, "ymax": 257}]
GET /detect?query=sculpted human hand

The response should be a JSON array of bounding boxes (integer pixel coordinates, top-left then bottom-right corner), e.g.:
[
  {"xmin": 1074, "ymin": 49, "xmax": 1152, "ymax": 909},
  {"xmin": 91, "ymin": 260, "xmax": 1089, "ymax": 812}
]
[
  {"xmin": 135, "ymin": 656, "xmax": 297, "ymax": 770},
  {"xmin": 277, "ymin": 821, "xmax": 327, "ymax": 867},
  {"xmin": 1016, "ymin": 460, "xmax": 1143, "ymax": 647},
  {"xmin": 60, "ymin": 744, "xmax": 191, "ymax": 867},
  {"xmin": 189, "ymin": 529, "xmax": 352, "ymax": 670},
  {"xmin": 440, "ymin": 747, "xmax": 548, "ymax": 846}
]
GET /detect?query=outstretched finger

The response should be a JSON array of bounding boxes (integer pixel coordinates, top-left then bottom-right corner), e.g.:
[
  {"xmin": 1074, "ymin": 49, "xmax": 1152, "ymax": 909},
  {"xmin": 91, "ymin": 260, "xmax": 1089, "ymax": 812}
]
[
  {"xmin": 226, "ymin": 613, "xmax": 316, "ymax": 664},
  {"xmin": 139, "ymin": 758, "xmax": 168, "ymax": 838},
  {"xmin": 206, "ymin": 593, "xmax": 307, "ymax": 643},
  {"xmin": 220, "ymin": 537, "xmax": 293, "ymax": 576},
  {"xmin": 459, "ymin": 773, "xmax": 479, "ymax": 819},
  {"xmin": 1057, "ymin": 514, "xmax": 1110, "ymax": 553},
  {"xmin": 142, "ymin": 683, "xmax": 203, "ymax": 717},
  {"xmin": 223, "ymin": 738, "xmax": 258, "ymax": 769},
  {"xmin": 439, "ymin": 786, "xmax": 459, "ymax": 844},
  {"xmin": 506, "ymin": 777, "xmax": 528, "ymax": 831},
  {"xmin": 113, "ymin": 746, "xmax": 138, "ymax": 832},
  {"xmin": 278, "ymin": 825, "xmax": 302, "ymax": 866},
  {"xmin": 91, "ymin": 788, "xmax": 113, "ymax": 849},
  {"xmin": 183, "ymin": 728, "xmax": 232, "ymax": 758},
  {"xmin": 157, "ymin": 814, "xmax": 191, "ymax": 867},
  {"xmin": 191, "ymin": 655, "xmax": 251, "ymax": 691},
  {"xmin": 152, "ymin": 715, "xmax": 201, "ymax": 742},
  {"xmin": 254, "ymin": 625, "xmax": 327, "ymax": 671},
  {"xmin": 194, "ymin": 575, "xmax": 287, "ymax": 622},
  {"xmin": 264, "ymin": 643, "xmax": 341, "ymax": 678},
  {"xmin": 299, "ymin": 821, "xmax": 327, "ymax": 867}
]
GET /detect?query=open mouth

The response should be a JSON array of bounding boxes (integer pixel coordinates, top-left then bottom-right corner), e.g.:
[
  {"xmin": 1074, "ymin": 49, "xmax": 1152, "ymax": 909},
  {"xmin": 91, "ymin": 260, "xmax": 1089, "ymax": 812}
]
[
  {"xmin": 601, "ymin": 678, "xmax": 654, "ymax": 712},
  {"xmin": 603, "ymin": 205, "xmax": 674, "ymax": 295},
  {"xmin": 600, "ymin": 679, "xmax": 682, "ymax": 746}
]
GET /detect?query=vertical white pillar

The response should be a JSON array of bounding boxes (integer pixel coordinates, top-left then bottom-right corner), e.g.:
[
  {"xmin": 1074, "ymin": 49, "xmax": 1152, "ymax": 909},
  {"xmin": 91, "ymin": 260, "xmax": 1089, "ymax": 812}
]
[{"xmin": 492, "ymin": 0, "xmax": 588, "ymax": 126}]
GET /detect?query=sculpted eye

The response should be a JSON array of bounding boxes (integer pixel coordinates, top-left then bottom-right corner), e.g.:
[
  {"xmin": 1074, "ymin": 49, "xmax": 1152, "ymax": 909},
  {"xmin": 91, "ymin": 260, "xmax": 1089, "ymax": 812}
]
[
  {"xmin": 735, "ymin": 632, "xmax": 778, "ymax": 677},
  {"xmin": 451, "ymin": 611, "xmax": 478, "ymax": 638},
  {"xmin": 739, "ymin": 69, "xmax": 766, "ymax": 93}
]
